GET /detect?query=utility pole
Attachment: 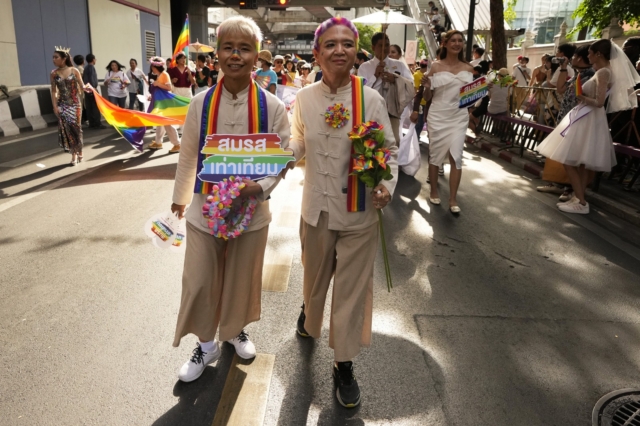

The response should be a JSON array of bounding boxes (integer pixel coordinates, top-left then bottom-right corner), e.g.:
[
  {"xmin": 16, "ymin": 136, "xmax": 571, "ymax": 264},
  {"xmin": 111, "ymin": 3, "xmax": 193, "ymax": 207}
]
[{"xmin": 466, "ymin": 0, "xmax": 476, "ymax": 61}]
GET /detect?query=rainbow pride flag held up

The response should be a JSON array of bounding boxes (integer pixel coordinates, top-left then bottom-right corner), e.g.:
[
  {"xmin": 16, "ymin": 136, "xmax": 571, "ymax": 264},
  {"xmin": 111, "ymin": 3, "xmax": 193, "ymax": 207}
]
[
  {"xmin": 170, "ymin": 15, "xmax": 189, "ymax": 67},
  {"xmin": 459, "ymin": 76, "xmax": 488, "ymax": 108},
  {"xmin": 575, "ymin": 73, "xmax": 583, "ymax": 97},
  {"xmin": 294, "ymin": 54, "xmax": 303, "ymax": 61},
  {"xmin": 147, "ymin": 86, "xmax": 191, "ymax": 123},
  {"xmin": 91, "ymin": 88, "xmax": 182, "ymax": 151}
]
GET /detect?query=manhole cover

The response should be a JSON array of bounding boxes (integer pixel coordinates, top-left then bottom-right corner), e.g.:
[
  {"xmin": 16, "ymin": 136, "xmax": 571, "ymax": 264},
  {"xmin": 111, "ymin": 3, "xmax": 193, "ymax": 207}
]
[{"xmin": 593, "ymin": 389, "xmax": 640, "ymax": 426}]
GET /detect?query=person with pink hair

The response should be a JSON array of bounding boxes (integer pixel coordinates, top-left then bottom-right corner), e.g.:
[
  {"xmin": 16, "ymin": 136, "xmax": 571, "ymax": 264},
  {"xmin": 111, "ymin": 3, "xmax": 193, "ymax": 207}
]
[{"xmin": 288, "ymin": 16, "xmax": 398, "ymax": 408}]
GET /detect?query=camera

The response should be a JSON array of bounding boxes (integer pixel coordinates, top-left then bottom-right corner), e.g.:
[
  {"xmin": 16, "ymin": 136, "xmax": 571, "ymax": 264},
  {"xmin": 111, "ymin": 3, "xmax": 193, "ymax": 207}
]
[{"xmin": 551, "ymin": 57, "xmax": 566, "ymax": 65}]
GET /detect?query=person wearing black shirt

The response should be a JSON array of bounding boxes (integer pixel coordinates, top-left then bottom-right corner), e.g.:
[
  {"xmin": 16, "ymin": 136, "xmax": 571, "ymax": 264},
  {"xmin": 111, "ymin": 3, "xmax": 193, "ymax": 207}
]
[
  {"xmin": 195, "ymin": 54, "xmax": 210, "ymax": 95},
  {"xmin": 210, "ymin": 60, "xmax": 220, "ymax": 86},
  {"xmin": 82, "ymin": 53, "xmax": 104, "ymax": 129},
  {"xmin": 273, "ymin": 55, "xmax": 286, "ymax": 85}
]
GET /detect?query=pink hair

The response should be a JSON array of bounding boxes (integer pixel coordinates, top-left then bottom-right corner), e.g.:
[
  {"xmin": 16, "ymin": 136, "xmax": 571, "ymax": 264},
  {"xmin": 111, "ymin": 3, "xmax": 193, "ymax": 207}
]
[{"xmin": 313, "ymin": 17, "xmax": 359, "ymax": 52}]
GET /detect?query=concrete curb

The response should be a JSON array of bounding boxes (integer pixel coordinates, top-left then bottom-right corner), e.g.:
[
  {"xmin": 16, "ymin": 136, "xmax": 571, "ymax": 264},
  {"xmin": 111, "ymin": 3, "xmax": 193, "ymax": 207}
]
[
  {"xmin": 0, "ymin": 88, "xmax": 57, "ymax": 137},
  {"xmin": 465, "ymin": 135, "xmax": 640, "ymax": 227}
]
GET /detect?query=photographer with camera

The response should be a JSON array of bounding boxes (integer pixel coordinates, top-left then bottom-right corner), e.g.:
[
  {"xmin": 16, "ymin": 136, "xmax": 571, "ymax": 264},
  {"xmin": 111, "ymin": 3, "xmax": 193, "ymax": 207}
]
[{"xmin": 547, "ymin": 43, "xmax": 576, "ymax": 90}]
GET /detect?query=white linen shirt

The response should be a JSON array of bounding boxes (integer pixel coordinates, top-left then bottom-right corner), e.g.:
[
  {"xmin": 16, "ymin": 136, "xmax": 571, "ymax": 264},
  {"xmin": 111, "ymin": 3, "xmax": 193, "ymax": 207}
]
[
  {"xmin": 289, "ymin": 80, "xmax": 398, "ymax": 231},
  {"xmin": 172, "ymin": 84, "xmax": 290, "ymax": 234},
  {"xmin": 357, "ymin": 56, "xmax": 413, "ymax": 91}
]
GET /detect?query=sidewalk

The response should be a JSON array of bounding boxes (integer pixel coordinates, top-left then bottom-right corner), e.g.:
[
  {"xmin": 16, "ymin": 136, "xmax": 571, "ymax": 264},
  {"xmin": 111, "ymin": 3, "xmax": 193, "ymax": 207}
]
[{"xmin": 465, "ymin": 132, "xmax": 640, "ymax": 227}]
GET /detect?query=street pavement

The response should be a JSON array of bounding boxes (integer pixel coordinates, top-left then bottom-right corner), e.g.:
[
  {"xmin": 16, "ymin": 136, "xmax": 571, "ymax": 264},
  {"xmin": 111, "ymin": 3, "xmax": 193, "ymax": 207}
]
[{"xmin": 1, "ymin": 127, "xmax": 640, "ymax": 426}]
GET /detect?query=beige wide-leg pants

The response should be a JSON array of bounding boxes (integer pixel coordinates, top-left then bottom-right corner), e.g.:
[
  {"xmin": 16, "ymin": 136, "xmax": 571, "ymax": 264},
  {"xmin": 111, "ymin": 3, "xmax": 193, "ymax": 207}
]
[
  {"xmin": 390, "ymin": 116, "xmax": 401, "ymax": 148},
  {"xmin": 173, "ymin": 222, "xmax": 269, "ymax": 347},
  {"xmin": 300, "ymin": 212, "xmax": 379, "ymax": 361}
]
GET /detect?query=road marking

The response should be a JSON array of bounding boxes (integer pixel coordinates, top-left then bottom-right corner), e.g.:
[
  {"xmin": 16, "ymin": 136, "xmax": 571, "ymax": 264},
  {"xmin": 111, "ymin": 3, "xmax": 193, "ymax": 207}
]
[
  {"xmin": 211, "ymin": 353, "xmax": 275, "ymax": 426},
  {"xmin": 0, "ymin": 128, "xmax": 57, "ymax": 147},
  {"xmin": 262, "ymin": 251, "xmax": 293, "ymax": 292},
  {"xmin": 0, "ymin": 152, "xmax": 133, "ymax": 214}
]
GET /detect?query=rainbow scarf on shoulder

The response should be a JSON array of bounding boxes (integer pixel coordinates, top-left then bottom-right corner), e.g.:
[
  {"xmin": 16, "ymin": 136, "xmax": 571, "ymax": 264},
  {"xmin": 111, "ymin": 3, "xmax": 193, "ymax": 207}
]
[
  {"xmin": 194, "ymin": 78, "xmax": 269, "ymax": 194},
  {"xmin": 347, "ymin": 75, "xmax": 366, "ymax": 212}
]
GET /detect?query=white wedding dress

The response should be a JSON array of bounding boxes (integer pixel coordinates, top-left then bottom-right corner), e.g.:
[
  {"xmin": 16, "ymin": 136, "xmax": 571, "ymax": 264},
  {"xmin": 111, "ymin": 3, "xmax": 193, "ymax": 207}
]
[
  {"xmin": 427, "ymin": 71, "xmax": 474, "ymax": 169},
  {"xmin": 536, "ymin": 68, "xmax": 616, "ymax": 172}
]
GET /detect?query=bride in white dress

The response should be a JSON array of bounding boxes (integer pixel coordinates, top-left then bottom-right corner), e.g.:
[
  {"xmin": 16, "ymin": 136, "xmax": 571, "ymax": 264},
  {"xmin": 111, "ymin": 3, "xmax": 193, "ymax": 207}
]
[
  {"xmin": 536, "ymin": 39, "xmax": 640, "ymax": 214},
  {"xmin": 422, "ymin": 30, "xmax": 474, "ymax": 214}
]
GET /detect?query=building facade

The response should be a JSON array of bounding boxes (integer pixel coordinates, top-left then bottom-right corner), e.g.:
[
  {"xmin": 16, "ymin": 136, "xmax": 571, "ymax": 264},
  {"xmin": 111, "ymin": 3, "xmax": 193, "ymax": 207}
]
[{"xmin": 1, "ymin": 0, "xmax": 174, "ymax": 90}]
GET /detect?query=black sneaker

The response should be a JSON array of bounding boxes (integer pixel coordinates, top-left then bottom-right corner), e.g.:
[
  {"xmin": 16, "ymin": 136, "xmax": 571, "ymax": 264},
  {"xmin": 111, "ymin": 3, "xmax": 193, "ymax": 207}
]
[
  {"xmin": 296, "ymin": 303, "xmax": 310, "ymax": 338},
  {"xmin": 333, "ymin": 361, "xmax": 361, "ymax": 408}
]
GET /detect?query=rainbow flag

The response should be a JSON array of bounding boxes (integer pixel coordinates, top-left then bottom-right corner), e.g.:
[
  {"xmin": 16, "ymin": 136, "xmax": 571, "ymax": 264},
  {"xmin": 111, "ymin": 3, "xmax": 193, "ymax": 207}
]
[
  {"xmin": 170, "ymin": 15, "xmax": 189, "ymax": 67},
  {"xmin": 147, "ymin": 86, "xmax": 191, "ymax": 123},
  {"xmin": 361, "ymin": 48, "xmax": 372, "ymax": 58},
  {"xmin": 575, "ymin": 73, "xmax": 583, "ymax": 97},
  {"xmin": 91, "ymin": 88, "xmax": 182, "ymax": 151},
  {"xmin": 294, "ymin": 54, "xmax": 303, "ymax": 61}
]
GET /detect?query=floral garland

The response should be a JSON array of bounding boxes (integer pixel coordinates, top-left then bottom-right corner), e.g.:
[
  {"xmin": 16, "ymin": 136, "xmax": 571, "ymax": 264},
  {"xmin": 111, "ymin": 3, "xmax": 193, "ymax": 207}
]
[
  {"xmin": 202, "ymin": 176, "xmax": 257, "ymax": 240},
  {"xmin": 325, "ymin": 103, "xmax": 351, "ymax": 129}
]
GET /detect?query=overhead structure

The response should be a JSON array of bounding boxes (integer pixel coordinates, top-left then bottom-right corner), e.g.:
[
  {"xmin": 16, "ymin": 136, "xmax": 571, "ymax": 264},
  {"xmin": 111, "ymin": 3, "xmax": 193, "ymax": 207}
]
[{"xmin": 440, "ymin": 0, "xmax": 521, "ymax": 37}]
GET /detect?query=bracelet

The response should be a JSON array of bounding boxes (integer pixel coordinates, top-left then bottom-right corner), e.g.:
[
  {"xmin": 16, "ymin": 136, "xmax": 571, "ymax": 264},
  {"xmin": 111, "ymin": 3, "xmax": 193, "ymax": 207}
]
[{"xmin": 559, "ymin": 69, "xmax": 567, "ymax": 72}]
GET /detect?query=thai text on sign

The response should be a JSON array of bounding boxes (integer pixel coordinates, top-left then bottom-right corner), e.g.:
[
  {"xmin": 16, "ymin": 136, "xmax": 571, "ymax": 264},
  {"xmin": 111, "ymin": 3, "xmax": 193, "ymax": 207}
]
[
  {"xmin": 459, "ymin": 77, "xmax": 488, "ymax": 108},
  {"xmin": 197, "ymin": 133, "xmax": 295, "ymax": 183}
]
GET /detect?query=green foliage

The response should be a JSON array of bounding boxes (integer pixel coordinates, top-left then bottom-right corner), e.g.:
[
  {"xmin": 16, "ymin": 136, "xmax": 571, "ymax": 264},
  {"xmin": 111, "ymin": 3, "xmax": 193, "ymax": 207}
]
[
  {"xmin": 572, "ymin": 0, "xmax": 640, "ymax": 36},
  {"xmin": 418, "ymin": 37, "xmax": 428, "ymax": 58},
  {"xmin": 355, "ymin": 23, "xmax": 381, "ymax": 54},
  {"xmin": 504, "ymin": 0, "xmax": 517, "ymax": 24}
]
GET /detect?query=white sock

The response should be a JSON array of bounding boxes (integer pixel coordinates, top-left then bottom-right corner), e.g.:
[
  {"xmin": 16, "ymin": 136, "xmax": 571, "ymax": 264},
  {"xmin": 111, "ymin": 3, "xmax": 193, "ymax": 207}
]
[{"xmin": 199, "ymin": 340, "xmax": 216, "ymax": 353}]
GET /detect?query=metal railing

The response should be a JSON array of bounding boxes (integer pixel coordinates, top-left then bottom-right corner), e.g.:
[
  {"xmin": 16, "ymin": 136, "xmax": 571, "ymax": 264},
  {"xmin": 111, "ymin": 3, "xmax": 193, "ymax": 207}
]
[{"xmin": 507, "ymin": 86, "xmax": 563, "ymax": 127}]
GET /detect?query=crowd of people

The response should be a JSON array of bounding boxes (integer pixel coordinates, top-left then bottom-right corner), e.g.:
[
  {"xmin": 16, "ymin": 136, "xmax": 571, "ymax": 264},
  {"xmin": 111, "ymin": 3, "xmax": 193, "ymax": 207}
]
[{"xmin": 47, "ymin": 11, "xmax": 640, "ymax": 409}]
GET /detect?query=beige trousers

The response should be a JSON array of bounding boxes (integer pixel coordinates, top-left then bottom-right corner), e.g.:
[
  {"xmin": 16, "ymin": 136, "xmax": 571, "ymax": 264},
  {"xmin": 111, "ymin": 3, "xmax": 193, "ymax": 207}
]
[
  {"xmin": 390, "ymin": 116, "xmax": 401, "ymax": 148},
  {"xmin": 300, "ymin": 212, "xmax": 379, "ymax": 361},
  {"xmin": 155, "ymin": 125, "xmax": 180, "ymax": 146},
  {"xmin": 173, "ymin": 222, "xmax": 269, "ymax": 346}
]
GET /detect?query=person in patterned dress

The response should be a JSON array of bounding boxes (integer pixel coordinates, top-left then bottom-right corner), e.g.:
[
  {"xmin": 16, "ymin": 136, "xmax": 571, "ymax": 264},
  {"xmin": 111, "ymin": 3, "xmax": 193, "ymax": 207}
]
[{"xmin": 50, "ymin": 48, "xmax": 85, "ymax": 165}]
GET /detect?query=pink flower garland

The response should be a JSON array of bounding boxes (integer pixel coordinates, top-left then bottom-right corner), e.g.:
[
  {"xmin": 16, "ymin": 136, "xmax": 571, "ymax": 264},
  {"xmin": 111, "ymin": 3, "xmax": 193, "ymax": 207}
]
[{"xmin": 202, "ymin": 176, "xmax": 257, "ymax": 240}]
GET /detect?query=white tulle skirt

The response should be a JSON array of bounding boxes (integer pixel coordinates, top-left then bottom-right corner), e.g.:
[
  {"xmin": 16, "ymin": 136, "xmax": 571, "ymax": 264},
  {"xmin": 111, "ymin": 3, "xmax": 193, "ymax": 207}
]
[{"xmin": 536, "ymin": 105, "xmax": 616, "ymax": 172}]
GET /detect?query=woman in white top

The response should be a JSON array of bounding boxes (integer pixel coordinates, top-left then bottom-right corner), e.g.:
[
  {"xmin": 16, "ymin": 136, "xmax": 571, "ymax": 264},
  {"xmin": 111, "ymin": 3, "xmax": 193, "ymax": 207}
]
[
  {"xmin": 126, "ymin": 58, "xmax": 147, "ymax": 111},
  {"xmin": 104, "ymin": 60, "xmax": 130, "ymax": 108},
  {"xmin": 536, "ymin": 39, "xmax": 640, "ymax": 214},
  {"xmin": 422, "ymin": 30, "xmax": 474, "ymax": 214}
]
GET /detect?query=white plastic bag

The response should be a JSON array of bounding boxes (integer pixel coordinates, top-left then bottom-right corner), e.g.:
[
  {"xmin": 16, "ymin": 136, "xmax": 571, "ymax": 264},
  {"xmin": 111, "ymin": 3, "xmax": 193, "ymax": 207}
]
[
  {"xmin": 397, "ymin": 128, "xmax": 422, "ymax": 176},
  {"xmin": 144, "ymin": 211, "xmax": 187, "ymax": 252}
]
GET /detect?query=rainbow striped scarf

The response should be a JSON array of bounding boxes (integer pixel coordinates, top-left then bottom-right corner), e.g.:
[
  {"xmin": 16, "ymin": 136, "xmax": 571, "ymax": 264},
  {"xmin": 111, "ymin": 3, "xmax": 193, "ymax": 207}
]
[
  {"xmin": 194, "ymin": 78, "xmax": 269, "ymax": 194},
  {"xmin": 347, "ymin": 75, "xmax": 366, "ymax": 212}
]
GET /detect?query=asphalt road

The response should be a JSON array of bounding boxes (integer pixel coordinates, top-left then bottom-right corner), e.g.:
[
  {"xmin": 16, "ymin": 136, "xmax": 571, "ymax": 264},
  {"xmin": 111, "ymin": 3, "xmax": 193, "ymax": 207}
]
[{"xmin": 1, "ymin": 127, "xmax": 639, "ymax": 426}]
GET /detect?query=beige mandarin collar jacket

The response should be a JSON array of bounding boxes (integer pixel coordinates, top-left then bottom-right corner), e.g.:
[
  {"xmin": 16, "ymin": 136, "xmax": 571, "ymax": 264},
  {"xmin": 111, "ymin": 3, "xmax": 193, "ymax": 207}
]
[
  {"xmin": 290, "ymin": 79, "xmax": 398, "ymax": 231},
  {"xmin": 173, "ymin": 83, "xmax": 290, "ymax": 234}
]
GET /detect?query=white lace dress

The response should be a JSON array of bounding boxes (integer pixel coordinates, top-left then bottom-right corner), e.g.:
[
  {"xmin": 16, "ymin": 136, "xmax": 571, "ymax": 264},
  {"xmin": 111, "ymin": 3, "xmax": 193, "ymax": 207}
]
[
  {"xmin": 536, "ymin": 68, "xmax": 616, "ymax": 172},
  {"xmin": 427, "ymin": 71, "xmax": 474, "ymax": 169}
]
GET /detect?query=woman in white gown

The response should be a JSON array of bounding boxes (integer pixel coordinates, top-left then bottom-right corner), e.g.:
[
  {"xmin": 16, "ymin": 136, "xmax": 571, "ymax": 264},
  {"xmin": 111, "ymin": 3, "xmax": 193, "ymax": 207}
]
[
  {"xmin": 537, "ymin": 39, "xmax": 640, "ymax": 214},
  {"xmin": 422, "ymin": 30, "xmax": 474, "ymax": 213}
]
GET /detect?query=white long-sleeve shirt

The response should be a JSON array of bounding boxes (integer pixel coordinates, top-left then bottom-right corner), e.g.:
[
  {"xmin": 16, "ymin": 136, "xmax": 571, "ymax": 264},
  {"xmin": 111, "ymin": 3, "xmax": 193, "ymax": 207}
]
[
  {"xmin": 172, "ymin": 84, "xmax": 290, "ymax": 234},
  {"xmin": 357, "ymin": 56, "xmax": 413, "ymax": 91}
]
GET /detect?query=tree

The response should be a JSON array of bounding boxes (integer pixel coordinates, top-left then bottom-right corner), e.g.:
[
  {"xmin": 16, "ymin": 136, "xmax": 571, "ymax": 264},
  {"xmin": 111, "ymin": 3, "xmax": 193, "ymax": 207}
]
[
  {"xmin": 504, "ymin": 0, "xmax": 517, "ymax": 25},
  {"xmin": 354, "ymin": 23, "xmax": 381, "ymax": 55},
  {"xmin": 572, "ymin": 0, "xmax": 640, "ymax": 36},
  {"xmin": 490, "ymin": 0, "xmax": 507, "ymax": 69}
]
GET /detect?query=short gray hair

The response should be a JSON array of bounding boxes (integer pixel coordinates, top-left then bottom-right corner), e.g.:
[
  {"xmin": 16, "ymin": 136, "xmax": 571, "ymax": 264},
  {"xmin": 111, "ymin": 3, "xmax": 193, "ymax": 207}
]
[{"xmin": 217, "ymin": 16, "xmax": 263, "ymax": 51}]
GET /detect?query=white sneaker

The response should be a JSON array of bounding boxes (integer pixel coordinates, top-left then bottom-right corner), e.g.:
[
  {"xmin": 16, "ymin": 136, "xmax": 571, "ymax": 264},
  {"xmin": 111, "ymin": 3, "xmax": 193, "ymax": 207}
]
[
  {"xmin": 558, "ymin": 201, "xmax": 589, "ymax": 214},
  {"xmin": 557, "ymin": 196, "xmax": 579, "ymax": 207},
  {"xmin": 227, "ymin": 330, "xmax": 256, "ymax": 359},
  {"xmin": 178, "ymin": 341, "xmax": 221, "ymax": 382}
]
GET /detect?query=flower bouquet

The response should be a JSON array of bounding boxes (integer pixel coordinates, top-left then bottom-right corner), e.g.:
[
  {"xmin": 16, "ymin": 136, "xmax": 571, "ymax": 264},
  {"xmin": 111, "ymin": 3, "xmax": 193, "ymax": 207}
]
[{"xmin": 348, "ymin": 121, "xmax": 394, "ymax": 291}]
